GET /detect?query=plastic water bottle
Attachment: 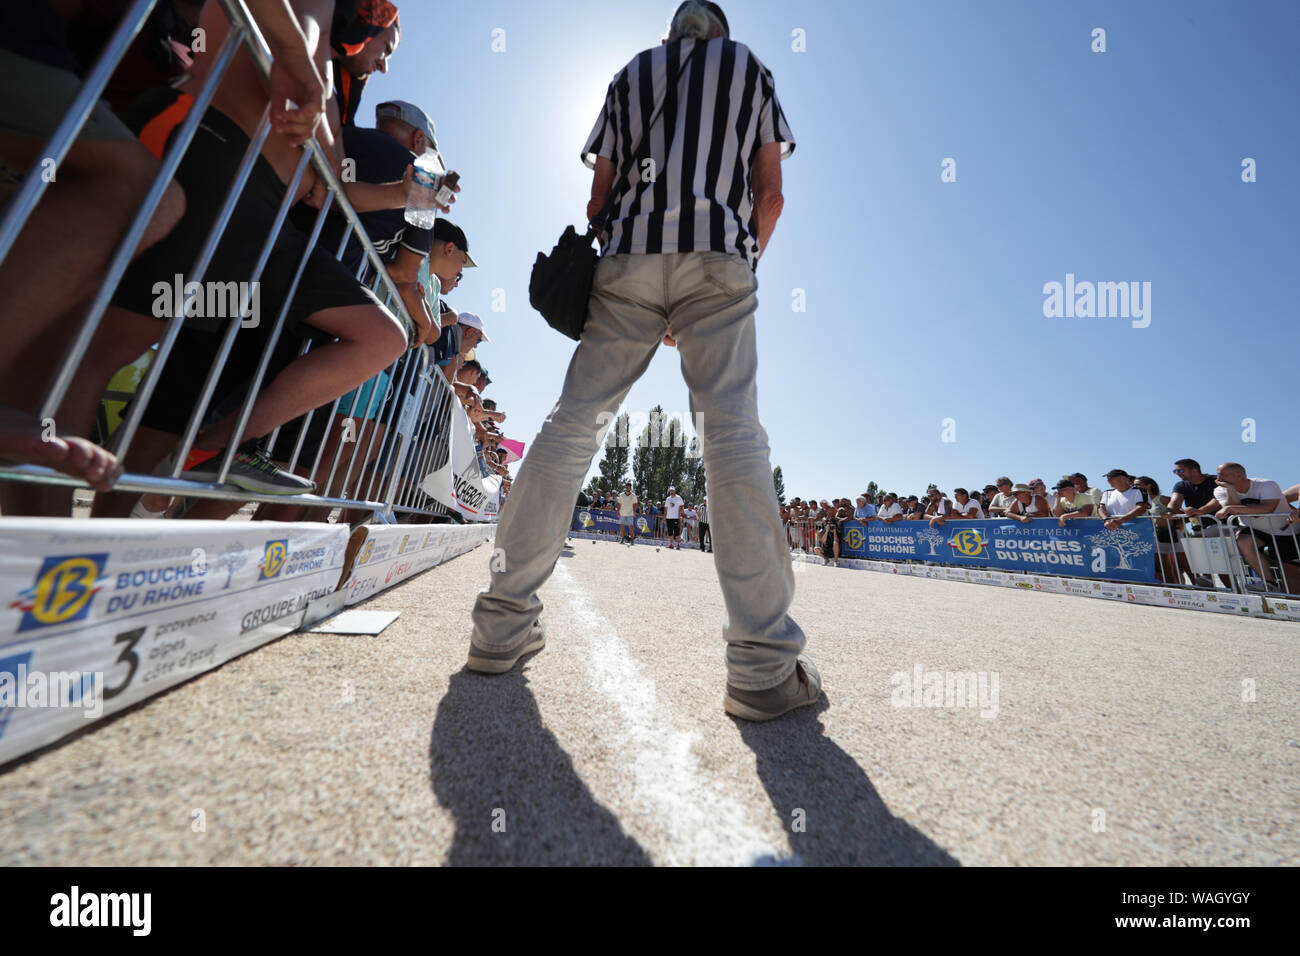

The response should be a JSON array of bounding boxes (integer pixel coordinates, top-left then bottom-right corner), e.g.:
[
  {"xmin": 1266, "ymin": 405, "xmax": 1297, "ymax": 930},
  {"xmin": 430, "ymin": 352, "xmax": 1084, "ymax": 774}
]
[{"xmin": 404, "ymin": 152, "xmax": 442, "ymax": 228}]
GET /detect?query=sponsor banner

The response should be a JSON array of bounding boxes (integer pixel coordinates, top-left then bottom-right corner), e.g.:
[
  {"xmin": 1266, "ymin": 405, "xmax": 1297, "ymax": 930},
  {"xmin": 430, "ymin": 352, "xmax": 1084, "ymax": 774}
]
[
  {"xmin": 838, "ymin": 518, "xmax": 1158, "ymax": 583},
  {"xmin": 1262, "ymin": 598, "xmax": 1300, "ymax": 622},
  {"xmin": 480, "ymin": 475, "xmax": 502, "ymax": 522},
  {"xmin": 1061, "ymin": 578, "xmax": 1127, "ymax": 601},
  {"xmin": 419, "ymin": 403, "xmax": 495, "ymax": 520},
  {"xmin": 1123, "ymin": 584, "xmax": 1167, "ymax": 607},
  {"xmin": 342, "ymin": 523, "xmax": 493, "ymax": 606},
  {"xmin": 0, "ymin": 519, "xmax": 348, "ymax": 766}
]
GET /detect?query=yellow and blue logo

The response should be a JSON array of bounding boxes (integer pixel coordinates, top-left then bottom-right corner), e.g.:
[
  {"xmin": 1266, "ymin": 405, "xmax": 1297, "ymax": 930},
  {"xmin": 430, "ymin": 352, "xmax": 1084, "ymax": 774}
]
[
  {"xmin": 259, "ymin": 539, "xmax": 289, "ymax": 580},
  {"xmin": 946, "ymin": 528, "xmax": 989, "ymax": 557},
  {"xmin": 844, "ymin": 527, "xmax": 865, "ymax": 551},
  {"xmin": 358, "ymin": 539, "xmax": 375, "ymax": 566},
  {"xmin": 12, "ymin": 553, "xmax": 108, "ymax": 632}
]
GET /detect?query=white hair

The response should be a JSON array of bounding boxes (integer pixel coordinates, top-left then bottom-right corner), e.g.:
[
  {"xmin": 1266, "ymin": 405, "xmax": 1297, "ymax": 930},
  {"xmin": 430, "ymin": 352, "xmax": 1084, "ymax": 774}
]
[{"xmin": 665, "ymin": 2, "xmax": 726, "ymax": 42}]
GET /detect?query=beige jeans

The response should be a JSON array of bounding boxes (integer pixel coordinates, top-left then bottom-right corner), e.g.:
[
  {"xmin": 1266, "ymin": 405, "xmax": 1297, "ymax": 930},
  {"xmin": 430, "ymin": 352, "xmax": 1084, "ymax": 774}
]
[{"xmin": 470, "ymin": 251, "xmax": 806, "ymax": 690}]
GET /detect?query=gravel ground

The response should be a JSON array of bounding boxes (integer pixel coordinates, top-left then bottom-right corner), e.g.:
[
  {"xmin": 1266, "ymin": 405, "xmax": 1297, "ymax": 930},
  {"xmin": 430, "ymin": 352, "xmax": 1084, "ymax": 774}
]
[{"xmin": 1, "ymin": 535, "xmax": 1296, "ymax": 866}]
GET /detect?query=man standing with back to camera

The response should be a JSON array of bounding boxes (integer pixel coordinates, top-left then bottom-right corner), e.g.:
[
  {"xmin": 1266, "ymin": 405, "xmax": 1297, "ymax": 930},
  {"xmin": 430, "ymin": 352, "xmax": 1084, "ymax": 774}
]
[{"xmin": 466, "ymin": 1, "xmax": 819, "ymax": 721}]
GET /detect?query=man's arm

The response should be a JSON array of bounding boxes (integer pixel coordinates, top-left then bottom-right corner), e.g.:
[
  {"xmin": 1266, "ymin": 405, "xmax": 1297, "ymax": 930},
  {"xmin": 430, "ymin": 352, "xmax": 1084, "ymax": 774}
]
[
  {"xmin": 247, "ymin": 0, "xmax": 328, "ymax": 145},
  {"xmin": 387, "ymin": 247, "xmax": 435, "ymax": 345},
  {"xmin": 587, "ymin": 156, "xmax": 616, "ymax": 229},
  {"xmin": 750, "ymin": 141, "xmax": 785, "ymax": 259}
]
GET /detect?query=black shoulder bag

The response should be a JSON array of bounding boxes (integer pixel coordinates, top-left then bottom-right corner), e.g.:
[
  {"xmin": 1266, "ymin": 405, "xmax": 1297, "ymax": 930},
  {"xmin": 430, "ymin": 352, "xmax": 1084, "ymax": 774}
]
[{"xmin": 529, "ymin": 52, "xmax": 689, "ymax": 340}]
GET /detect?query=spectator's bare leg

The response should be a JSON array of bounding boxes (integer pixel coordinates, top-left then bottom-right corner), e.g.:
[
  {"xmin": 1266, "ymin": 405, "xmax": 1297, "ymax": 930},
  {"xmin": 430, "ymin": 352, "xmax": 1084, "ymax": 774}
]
[
  {"xmin": 192, "ymin": 305, "xmax": 406, "ymax": 452},
  {"xmin": 89, "ymin": 426, "xmax": 177, "ymax": 517},
  {"xmin": 0, "ymin": 133, "xmax": 184, "ymax": 364}
]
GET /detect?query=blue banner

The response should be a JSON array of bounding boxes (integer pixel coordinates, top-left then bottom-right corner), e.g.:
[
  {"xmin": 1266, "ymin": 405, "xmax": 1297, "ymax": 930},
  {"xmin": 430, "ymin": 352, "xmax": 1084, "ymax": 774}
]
[
  {"xmin": 837, "ymin": 517, "xmax": 1158, "ymax": 582},
  {"xmin": 572, "ymin": 508, "xmax": 655, "ymax": 535}
]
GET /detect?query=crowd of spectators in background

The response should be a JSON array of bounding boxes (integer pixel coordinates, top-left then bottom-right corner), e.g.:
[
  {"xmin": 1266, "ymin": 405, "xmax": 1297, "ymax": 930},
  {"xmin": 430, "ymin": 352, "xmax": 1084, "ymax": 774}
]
[
  {"xmin": 0, "ymin": 0, "xmax": 512, "ymax": 524},
  {"xmin": 773, "ymin": 459, "xmax": 1300, "ymax": 590}
]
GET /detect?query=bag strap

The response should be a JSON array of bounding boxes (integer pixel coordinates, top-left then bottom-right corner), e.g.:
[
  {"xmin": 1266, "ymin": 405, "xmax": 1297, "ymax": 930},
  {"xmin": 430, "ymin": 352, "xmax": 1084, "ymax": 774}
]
[{"xmin": 589, "ymin": 41, "xmax": 702, "ymax": 237}]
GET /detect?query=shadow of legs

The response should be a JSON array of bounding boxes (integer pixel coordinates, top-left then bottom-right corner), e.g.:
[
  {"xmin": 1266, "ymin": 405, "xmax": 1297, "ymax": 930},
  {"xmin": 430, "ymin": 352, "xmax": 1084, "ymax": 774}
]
[
  {"xmin": 737, "ymin": 701, "xmax": 960, "ymax": 866},
  {"xmin": 430, "ymin": 669, "xmax": 651, "ymax": 866}
]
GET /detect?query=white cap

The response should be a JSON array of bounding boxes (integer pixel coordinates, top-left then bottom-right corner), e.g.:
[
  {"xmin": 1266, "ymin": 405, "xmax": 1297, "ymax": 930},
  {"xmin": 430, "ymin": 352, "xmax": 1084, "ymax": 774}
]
[{"xmin": 457, "ymin": 311, "xmax": 488, "ymax": 341}]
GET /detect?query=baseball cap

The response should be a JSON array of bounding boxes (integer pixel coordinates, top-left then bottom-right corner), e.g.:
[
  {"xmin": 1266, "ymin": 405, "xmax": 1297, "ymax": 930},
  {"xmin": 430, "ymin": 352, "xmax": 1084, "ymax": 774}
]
[
  {"xmin": 375, "ymin": 100, "xmax": 440, "ymax": 156},
  {"xmin": 1054, "ymin": 478, "xmax": 1075, "ymax": 490},
  {"xmin": 458, "ymin": 311, "xmax": 489, "ymax": 341},
  {"xmin": 432, "ymin": 219, "xmax": 477, "ymax": 267},
  {"xmin": 1104, "ymin": 469, "xmax": 1130, "ymax": 479}
]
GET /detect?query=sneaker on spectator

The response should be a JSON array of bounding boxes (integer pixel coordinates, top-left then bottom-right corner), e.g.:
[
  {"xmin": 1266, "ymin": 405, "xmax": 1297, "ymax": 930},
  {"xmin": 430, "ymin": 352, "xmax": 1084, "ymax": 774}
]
[
  {"xmin": 183, "ymin": 441, "xmax": 315, "ymax": 495},
  {"xmin": 724, "ymin": 656, "xmax": 822, "ymax": 722}
]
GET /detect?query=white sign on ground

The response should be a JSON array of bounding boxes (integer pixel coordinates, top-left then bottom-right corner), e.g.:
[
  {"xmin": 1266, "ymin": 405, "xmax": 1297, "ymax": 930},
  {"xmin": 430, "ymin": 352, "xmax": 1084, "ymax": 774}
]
[{"xmin": 0, "ymin": 518, "xmax": 349, "ymax": 765}]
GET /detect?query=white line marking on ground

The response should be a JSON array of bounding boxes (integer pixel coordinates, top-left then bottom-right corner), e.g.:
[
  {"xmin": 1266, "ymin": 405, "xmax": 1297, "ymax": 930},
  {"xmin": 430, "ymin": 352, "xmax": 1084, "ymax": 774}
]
[{"xmin": 551, "ymin": 561, "xmax": 789, "ymax": 866}]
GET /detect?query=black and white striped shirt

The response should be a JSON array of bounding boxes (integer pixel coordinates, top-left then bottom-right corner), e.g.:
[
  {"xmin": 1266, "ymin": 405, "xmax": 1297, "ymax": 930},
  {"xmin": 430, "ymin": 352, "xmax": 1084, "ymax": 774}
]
[{"xmin": 581, "ymin": 36, "xmax": 795, "ymax": 269}]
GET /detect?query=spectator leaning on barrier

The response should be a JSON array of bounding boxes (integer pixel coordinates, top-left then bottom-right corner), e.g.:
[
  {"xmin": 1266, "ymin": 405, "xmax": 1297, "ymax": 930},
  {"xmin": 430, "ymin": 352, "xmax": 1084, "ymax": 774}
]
[
  {"xmin": 95, "ymin": 0, "xmax": 416, "ymax": 515},
  {"xmin": 951, "ymin": 488, "xmax": 984, "ymax": 519},
  {"xmin": 331, "ymin": 1, "xmax": 400, "ymax": 127},
  {"xmin": 1071, "ymin": 473, "xmax": 1104, "ymax": 502},
  {"xmin": 1098, "ymin": 469, "xmax": 1149, "ymax": 531},
  {"xmin": 873, "ymin": 493, "xmax": 905, "ymax": 524},
  {"xmin": 1053, "ymin": 477, "xmax": 1095, "ymax": 525},
  {"xmin": 1168, "ymin": 458, "xmax": 1224, "ymax": 533},
  {"xmin": 853, "ymin": 495, "xmax": 877, "ymax": 522},
  {"xmin": 0, "ymin": 1, "xmax": 192, "ymax": 500},
  {"xmin": 925, "ymin": 487, "xmax": 952, "ymax": 526},
  {"xmin": 1029, "ymin": 478, "xmax": 1053, "ymax": 509},
  {"xmin": 1211, "ymin": 462, "xmax": 1300, "ymax": 592},
  {"xmin": 1006, "ymin": 483, "xmax": 1050, "ymax": 523},
  {"xmin": 987, "ymin": 477, "xmax": 1014, "ymax": 517}
]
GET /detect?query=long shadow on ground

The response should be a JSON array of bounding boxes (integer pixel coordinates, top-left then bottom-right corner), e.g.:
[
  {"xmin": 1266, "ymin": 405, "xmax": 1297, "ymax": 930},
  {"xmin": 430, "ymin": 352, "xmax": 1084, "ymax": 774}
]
[
  {"xmin": 737, "ymin": 700, "xmax": 960, "ymax": 866},
  {"xmin": 430, "ymin": 667, "xmax": 651, "ymax": 866}
]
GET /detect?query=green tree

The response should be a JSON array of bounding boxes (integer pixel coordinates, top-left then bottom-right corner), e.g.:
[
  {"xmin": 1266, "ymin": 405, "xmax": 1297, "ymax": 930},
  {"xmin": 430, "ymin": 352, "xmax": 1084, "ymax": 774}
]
[
  {"xmin": 680, "ymin": 435, "xmax": 706, "ymax": 504},
  {"xmin": 595, "ymin": 411, "xmax": 631, "ymax": 493},
  {"xmin": 864, "ymin": 480, "xmax": 879, "ymax": 500},
  {"xmin": 773, "ymin": 465, "xmax": 786, "ymax": 504}
]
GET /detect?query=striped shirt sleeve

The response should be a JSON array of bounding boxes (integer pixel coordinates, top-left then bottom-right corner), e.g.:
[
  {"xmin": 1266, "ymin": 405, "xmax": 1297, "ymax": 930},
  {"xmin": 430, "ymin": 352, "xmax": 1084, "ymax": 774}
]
[
  {"xmin": 753, "ymin": 60, "xmax": 796, "ymax": 159},
  {"xmin": 581, "ymin": 78, "xmax": 621, "ymax": 169}
]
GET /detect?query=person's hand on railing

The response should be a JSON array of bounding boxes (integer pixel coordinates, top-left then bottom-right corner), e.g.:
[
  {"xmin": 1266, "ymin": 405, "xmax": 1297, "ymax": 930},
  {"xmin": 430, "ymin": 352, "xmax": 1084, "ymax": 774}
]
[{"xmin": 266, "ymin": 43, "xmax": 327, "ymax": 147}]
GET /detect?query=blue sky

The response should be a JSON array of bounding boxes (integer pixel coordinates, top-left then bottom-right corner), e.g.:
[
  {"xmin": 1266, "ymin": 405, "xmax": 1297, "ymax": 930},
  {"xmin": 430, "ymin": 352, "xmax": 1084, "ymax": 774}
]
[{"xmin": 377, "ymin": 0, "xmax": 1298, "ymax": 500}]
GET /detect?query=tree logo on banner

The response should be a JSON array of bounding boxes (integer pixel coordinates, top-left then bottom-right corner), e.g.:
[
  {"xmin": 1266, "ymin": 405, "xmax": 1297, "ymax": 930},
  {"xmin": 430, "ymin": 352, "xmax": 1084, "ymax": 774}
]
[
  {"xmin": 915, "ymin": 529, "xmax": 945, "ymax": 557},
  {"xmin": 1086, "ymin": 527, "xmax": 1153, "ymax": 571}
]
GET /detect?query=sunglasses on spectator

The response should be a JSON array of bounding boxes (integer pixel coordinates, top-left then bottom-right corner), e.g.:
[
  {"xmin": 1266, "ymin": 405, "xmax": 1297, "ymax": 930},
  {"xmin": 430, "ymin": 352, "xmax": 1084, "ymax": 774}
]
[{"xmin": 1172, "ymin": 467, "xmax": 1184, "ymax": 475}]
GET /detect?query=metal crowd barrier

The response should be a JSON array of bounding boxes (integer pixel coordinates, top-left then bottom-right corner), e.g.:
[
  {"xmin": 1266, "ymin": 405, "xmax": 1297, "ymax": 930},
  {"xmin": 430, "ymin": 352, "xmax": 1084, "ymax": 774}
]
[
  {"xmin": 0, "ymin": 0, "xmax": 466, "ymax": 524},
  {"xmin": 781, "ymin": 513, "xmax": 1300, "ymax": 598}
]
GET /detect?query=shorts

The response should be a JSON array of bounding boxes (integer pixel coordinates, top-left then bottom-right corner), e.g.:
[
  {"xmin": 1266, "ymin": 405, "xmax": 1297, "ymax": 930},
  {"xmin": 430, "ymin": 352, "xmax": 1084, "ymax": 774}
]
[
  {"xmin": 666, "ymin": 517, "xmax": 680, "ymax": 536},
  {"xmin": 620, "ymin": 516, "xmax": 634, "ymax": 527},
  {"xmin": 1242, "ymin": 528, "xmax": 1300, "ymax": 563},
  {"xmin": 0, "ymin": 50, "xmax": 135, "ymax": 200},
  {"xmin": 110, "ymin": 101, "xmax": 389, "ymax": 436}
]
